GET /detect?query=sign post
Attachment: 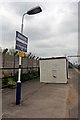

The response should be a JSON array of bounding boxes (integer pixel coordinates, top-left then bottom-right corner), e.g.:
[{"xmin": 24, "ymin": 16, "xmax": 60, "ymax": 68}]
[
  {"xmin": 15, "ymin": 6, "xmax": 42, "ymax": 105},
  {"xmin": 15, "ymin": 31, "xmax": 28, "ymax": 105}
]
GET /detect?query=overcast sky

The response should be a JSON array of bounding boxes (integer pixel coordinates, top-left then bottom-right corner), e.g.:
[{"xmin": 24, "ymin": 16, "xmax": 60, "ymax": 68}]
[{"xmin": 0, "ymin": 1, "xmax": 79, "ymax": 63}]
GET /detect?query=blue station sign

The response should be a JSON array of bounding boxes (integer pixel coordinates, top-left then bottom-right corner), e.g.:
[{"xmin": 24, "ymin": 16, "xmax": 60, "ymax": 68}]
[{"xmin": 15, "ymin": 31, "xmax": 28, "ymax": 52}]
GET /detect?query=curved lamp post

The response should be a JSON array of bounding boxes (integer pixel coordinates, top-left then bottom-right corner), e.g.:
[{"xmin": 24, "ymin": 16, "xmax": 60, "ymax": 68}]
[
  {"xmin": 16, "ymin": 6, "xmax": 42, "ymax": 105},
  {"xmin": 21, "ymin": 6, "xmax": 42, "ymax": 33}
]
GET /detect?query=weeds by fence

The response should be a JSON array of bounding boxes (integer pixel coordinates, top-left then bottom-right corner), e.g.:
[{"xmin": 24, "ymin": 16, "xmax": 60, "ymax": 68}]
[{"xmin": 2, "ymin": 67, "xmax": 40, "ymax": 88}]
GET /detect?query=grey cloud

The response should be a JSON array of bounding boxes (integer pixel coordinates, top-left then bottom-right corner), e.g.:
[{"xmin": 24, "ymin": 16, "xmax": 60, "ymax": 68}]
[
  {"xmin": 35, "ymin": 47, "xmax": 77, "ymax": 58},
  {"xmin": 24, "ymin": 24, "xmax": 53, "ymax": 41},
  {"xmin": 24, "ymin": 3, "xmax": 77, "ymax": 42},
  {"xmin": 59, "ymin": 17, "xmax": 77, "ymax": 34},
  {"xmin": 2, "ymin": 16, "xmax": 19, "ymax": 48},
  {"xmin": 9, "ymin": 2, "xmax": 43, "ymax": 20},
  {"xmin": 1, "ymin": 2, "xmax": 78, "ymax": 61}
]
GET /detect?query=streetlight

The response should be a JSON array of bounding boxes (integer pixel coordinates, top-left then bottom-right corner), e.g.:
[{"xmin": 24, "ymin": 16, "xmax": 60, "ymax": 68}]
[
  {"xmin": 21, "ymin": 6, "xmax": 42, "ymax": 33},
  {"xmin": 16, "ymin": 6, "xmax": 42, "ymax": 105}
]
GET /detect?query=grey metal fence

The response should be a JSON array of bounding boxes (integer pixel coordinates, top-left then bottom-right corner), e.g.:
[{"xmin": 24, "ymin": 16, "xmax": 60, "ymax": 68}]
[{"xmin": 1, "ymin": 54, "xmax": 39, "ymax": 77}]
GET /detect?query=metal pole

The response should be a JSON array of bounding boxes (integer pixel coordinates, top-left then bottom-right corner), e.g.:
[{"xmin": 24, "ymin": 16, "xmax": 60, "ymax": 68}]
[
  {"xmin": 16, "ymin": 14, "xmax": 24, "ymax": 105},
  {"xmin": 16, "ymin": 56, "xmax": 21, "ymax": 105},
  {"xmin": 21, "ymin": 13, "xmax": 26, "ymax": 33},
  {"xmin": 18, "ymin": 57, "xmax": 22, "ymax": 82}
]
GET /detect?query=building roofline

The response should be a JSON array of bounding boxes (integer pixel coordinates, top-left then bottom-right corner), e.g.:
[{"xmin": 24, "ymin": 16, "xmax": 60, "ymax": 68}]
[{"xmin": 40, "ymin": 57, "xmax": 67, "ymax": 60}]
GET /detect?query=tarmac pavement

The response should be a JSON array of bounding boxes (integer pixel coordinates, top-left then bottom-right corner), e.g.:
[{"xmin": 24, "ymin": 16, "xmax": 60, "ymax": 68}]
[
  {"xmin": 2, "ymin": 68, "xmax": 79, "ymax": 118},
  {"xmin": 2, "ymin": 77, "xmax": 69, "ymax": 118}
]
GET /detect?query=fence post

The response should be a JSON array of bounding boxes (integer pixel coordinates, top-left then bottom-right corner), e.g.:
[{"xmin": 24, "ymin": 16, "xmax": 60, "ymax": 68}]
[{"xmin": 13, "ymin": 54, "xmax": 15, "ymax": 76}]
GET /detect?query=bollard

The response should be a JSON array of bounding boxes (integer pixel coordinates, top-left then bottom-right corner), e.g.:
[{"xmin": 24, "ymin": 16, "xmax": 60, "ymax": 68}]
[{"xmin": 16, "ymin": 82, "xmax": 21, "ymax": 105}]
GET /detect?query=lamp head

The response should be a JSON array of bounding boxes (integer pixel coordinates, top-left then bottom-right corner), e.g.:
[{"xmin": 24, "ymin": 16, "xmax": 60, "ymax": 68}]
[{"xmin": 27, "ymin": 6, "xmax": 42, "ymax": 15}]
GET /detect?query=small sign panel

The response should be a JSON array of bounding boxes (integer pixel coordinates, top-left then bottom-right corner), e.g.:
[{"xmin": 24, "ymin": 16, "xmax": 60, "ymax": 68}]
[
  {"xmin": 19, "ymin": 51, "xmax": 25, "ymax": 57},
  {"xmin": 15, "ymin": 31, "xmax": 28, "ymax": 52}
]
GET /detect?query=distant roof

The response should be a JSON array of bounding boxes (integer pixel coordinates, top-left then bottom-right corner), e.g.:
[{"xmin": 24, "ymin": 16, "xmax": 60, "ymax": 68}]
[{"xmin": 40, "ymin": 57, "xmax": 67, "ymax": 60}]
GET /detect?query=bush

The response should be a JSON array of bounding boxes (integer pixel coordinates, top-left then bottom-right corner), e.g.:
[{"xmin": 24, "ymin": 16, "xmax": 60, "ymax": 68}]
[
  {"xmin": 21, "ymin": 73, "xmax": 31, "ymax": 82},
  {"xmin": 31, "ymin": 70, "xmax": 39, "ymax": 78},
  {"xmin": 7, "ymin": 77, "xmax": 16, "ymax": 86},
  {"xmin": 2, "ymin": 70, "xmax": 39, "ymax": 88},
  {"xmin": 21, "ymin": 70, "xmax": 39, "ymax": 82},
  {"xmin": 2, "ymin": 76, "xmax": 17, "ymax": 88}
]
